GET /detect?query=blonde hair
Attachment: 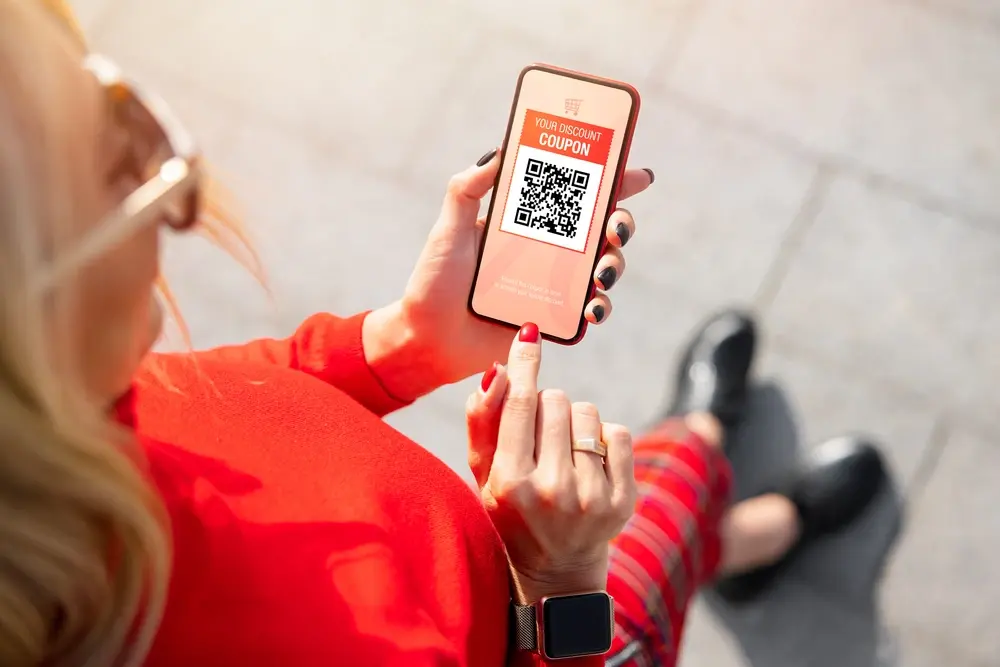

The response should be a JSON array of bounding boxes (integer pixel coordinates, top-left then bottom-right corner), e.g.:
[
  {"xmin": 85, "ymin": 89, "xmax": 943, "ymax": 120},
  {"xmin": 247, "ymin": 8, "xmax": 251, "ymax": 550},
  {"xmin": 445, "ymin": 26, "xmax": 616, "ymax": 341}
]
[{"xmin": 0, "ymin": 1, "xmax": 257, "ymax": 664}]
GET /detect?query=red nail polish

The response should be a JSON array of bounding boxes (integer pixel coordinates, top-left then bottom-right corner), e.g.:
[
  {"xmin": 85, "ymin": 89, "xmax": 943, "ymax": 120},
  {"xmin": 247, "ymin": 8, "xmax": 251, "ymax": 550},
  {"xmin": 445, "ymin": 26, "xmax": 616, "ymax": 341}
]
[
  {"xmin": 518, "ymin": 322, "xmax": 540, "ymax": 343},
  {"xmin": 481, "ymin": 362, "xmax": 499, "ymax": 392}
]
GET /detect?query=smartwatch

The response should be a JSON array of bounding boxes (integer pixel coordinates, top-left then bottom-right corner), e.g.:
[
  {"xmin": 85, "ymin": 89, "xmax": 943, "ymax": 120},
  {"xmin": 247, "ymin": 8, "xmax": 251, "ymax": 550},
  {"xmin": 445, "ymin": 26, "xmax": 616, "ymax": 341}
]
[{"xmin": 510, "ymin": 592, "xmax": 614, "ymax": 660}]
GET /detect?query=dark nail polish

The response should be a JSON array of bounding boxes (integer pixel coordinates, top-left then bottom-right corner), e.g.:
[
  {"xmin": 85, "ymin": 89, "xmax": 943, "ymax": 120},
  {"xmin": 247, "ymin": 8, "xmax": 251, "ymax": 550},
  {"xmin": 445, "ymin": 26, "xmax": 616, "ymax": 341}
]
[
  {"xmin": 642, "ymin": 168, "xmax": 655, "ymax": 185},
  {"xmin": 477, "ymin": 149, "xmax": 498, "ymax": 167},
  {"xmin": 481, "ymin": 362, "xmax": 499, "ymax": 392},
  {"xmin": 597, "ymin": 267, "xmax": 618, "ymax": 290},
  {"xmin": 592, "ymin": 304, "xmax": 606, "ymax": 323},
  {"xmin": 615, "ymin": 222, "xmax": 631, "ymax": 246},
  {"xmin": 519, "ymin": 322, "xmax": 540, "ymax": 343}
]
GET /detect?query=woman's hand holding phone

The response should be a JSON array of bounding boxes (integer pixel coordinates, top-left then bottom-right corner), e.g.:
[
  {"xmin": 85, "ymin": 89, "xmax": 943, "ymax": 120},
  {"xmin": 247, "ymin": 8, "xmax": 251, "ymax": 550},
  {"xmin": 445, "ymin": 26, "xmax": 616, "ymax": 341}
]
[
  {"xmin": 362, "ymin": 150, "xmax": 653, "ymax": 404},
  {"xmin": 465, "ymin": 324, "xmax": 637, "ymax": 603}
]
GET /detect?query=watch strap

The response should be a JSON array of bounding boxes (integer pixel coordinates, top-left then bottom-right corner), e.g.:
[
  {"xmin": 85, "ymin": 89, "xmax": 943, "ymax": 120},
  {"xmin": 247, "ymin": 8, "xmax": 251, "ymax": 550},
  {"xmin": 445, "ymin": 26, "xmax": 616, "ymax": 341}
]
[{"xmin": 510, "ymin": 602, "xmax": 538, "ymax": 651}]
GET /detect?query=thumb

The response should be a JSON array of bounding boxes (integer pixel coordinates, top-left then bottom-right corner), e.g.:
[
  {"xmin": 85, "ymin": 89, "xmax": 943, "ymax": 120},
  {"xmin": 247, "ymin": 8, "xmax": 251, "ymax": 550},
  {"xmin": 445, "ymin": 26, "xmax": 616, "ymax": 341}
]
[
  {"xmin": 466, "ymin": 362, "xmax": 508, "ymax": 489},
  {"xmin": 441, "ymin": 148, "xmax": 501, "ymax": 230}
]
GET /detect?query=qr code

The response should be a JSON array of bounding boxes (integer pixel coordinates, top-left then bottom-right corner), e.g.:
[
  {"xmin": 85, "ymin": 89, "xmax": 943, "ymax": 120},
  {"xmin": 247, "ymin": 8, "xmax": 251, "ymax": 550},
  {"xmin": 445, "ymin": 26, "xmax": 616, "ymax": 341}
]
[
  {"xmin": 513, "ymin": 158, "xmax": 591, "ymax": 239},
  {"xmin": 499, "ymin": 145, "xmax": 603, "ymax": 253}
]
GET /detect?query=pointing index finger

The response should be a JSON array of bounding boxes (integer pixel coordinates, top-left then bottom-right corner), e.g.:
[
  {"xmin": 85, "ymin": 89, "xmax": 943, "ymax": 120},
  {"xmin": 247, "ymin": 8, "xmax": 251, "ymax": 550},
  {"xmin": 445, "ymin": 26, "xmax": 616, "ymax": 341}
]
[{"xmin": 496, "ymin": 323, "xmax": 542, "ymax": 474}]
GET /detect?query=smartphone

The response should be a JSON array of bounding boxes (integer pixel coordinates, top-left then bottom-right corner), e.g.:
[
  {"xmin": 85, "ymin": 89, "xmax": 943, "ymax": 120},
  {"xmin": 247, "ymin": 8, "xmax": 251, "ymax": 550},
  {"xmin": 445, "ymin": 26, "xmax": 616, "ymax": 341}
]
[{"xmin": 468, "ymin": 64, "xmax": 640, "ymax": 344}]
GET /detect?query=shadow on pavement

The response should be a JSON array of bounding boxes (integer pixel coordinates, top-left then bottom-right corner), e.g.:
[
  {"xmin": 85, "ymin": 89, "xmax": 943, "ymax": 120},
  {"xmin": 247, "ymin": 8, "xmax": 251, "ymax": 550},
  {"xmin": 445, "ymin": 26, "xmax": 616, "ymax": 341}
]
[{"xmin": 703, "ymin": 381, "xmax": 906, "ymax": 667}]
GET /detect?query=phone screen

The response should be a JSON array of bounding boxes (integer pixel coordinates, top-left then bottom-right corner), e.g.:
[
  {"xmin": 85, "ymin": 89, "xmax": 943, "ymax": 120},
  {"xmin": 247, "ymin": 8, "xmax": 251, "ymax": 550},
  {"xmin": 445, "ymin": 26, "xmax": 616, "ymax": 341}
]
[{"xmin": 469, "ymin": 65, "xmax": 638, "ymax": 343}]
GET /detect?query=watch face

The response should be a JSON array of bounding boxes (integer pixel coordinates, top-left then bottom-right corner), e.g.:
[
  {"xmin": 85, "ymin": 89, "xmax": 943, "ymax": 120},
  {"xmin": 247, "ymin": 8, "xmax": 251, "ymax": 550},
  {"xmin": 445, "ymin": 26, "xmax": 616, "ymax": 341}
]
[{"xmin": 541, "ymin": 592, "xmax": 613, "ymax": 659}]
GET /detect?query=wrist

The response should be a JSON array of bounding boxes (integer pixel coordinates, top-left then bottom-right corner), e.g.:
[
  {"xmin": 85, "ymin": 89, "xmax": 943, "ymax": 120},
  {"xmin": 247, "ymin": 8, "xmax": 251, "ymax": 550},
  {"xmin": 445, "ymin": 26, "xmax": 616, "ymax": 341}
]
[
  {"xmin": 511, "ymin": 561, "xmax": 609, "ymax": 605},
  {"xmin": 361, "ymin": 301, "xmax": 442, "ymax": 403}
]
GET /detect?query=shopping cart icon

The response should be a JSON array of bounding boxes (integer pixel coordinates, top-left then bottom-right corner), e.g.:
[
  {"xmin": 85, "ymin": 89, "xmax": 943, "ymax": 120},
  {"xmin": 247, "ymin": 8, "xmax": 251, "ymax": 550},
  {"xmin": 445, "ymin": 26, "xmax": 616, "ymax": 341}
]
[{"xmin": 565, "ymin": 98, "xmax": 582, "ymax": 116}]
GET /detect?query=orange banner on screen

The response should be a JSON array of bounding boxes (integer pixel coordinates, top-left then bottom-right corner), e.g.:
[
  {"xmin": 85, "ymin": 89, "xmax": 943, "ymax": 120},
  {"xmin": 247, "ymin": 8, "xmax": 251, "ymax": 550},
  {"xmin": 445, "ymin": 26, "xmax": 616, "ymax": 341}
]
[{"xmin": 519, "ymin": 110, "xmax": 614, "ymax": 166}]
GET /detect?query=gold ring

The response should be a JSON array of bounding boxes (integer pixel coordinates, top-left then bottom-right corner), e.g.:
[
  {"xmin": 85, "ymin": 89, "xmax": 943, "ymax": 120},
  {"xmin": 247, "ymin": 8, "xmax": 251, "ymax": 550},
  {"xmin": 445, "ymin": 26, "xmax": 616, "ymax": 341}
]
[{"xmin": 571, "ymin": 437, "xmax": 607, "ymax": 458}]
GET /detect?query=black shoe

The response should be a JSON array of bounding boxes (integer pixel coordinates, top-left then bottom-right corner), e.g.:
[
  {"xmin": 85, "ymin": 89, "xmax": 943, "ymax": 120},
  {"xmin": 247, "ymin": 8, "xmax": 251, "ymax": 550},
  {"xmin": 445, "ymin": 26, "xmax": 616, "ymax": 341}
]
[
  {"xmin": 713, "ymin": 435, "xmax": 888, "ymax": 604},
  {"xmin": 665, "ymin": 308, "xmax": 757, "ymax": 430}
]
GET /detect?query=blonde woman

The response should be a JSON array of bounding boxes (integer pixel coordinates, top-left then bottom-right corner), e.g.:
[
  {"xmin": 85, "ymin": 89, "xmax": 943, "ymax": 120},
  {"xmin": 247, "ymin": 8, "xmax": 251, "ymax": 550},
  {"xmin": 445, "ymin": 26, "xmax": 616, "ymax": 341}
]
[{"xmin": 0, "ymin": 1, "xmax": 888, "ymax": 666}]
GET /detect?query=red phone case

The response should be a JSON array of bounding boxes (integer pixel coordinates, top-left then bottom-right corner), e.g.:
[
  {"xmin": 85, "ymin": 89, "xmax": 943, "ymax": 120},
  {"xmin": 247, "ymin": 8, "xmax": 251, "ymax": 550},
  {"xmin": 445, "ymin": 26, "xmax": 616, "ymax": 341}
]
[{"xmin": 468, "ymin": 63, "xmax": 642, "ymax": 345}]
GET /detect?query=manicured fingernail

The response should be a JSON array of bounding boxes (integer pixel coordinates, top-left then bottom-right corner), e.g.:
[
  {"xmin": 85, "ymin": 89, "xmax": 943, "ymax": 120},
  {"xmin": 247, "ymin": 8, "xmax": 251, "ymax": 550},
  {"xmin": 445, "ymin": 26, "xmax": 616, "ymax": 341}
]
[
  {"xmin": 477, "ymin": 149, "xmax": 497, "ymax": 167},
  {"xmin": 481, "ymin": 362, "xmax": 499, "ymax": 392},
  {"xmin": 597, "ymin": 267, "xmax": 618, "ymax": 290},
  {"xmin": 592, "ymin": 304, "xmax": 606, "ymax": 323},
  {"xmin": 518, "ymin": 322, "xmax": 540, "ymax": 343},
  {"xmin": 643, "ymin": 168, "xmax": 655, "ymax": 184},
  {"xmin": 615, "ymin": 222, "xmax": 631, "ymax": 246}
]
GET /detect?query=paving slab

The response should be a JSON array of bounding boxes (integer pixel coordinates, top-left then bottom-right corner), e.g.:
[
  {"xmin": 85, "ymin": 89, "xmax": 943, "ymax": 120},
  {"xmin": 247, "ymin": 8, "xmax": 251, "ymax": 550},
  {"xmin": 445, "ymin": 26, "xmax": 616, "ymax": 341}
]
[
  {"xmin": 892, "ymin": 630, "xmax": 994, "ymax": 667},
  {"xmin": 615, "ymin": 92, "xmax": 818, "ymax": 308},
  {"xmin": 683, "ymin": 581, "xmax": 898, "ymax": 667},
  {"xmin": 767, "ymin": 174, "xmax": 1000, "ymax": 435},
  {"xmin": 916, "ymin": 0, "xmax": 1000, "ymax": 23},
  {"xmin": 162, "ymin": 119, "xmax": 443, "ymax": 350},
  {"xmin": 882, "ymin": 429, "xmax": 1000, "ymax": 667},
  {"xmin": 679, "ymin": 598, "xmax": 749, "ymax": 667},
  {"xmin": 459, "ymin": 0, "xmax": 694, "ymax": 86},
  {"xmin": 92, "ymin": 0, "xmax": 477, "ymax": 175},
  {"xmin": 666, "ymin": 0, "xmax": 1000, "ymax": 222}
]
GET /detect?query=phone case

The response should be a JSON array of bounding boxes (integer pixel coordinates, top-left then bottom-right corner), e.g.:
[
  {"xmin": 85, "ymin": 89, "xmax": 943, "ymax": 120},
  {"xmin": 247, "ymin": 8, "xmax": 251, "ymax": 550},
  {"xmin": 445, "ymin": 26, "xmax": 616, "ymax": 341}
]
[{"xmin": 468, "ymin": 63, "xmax": 642, "ymax": 345}]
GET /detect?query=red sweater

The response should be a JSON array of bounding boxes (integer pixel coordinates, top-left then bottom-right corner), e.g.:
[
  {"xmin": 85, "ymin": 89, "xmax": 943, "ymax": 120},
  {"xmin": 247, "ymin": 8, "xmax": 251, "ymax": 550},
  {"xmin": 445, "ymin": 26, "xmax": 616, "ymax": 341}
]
[{"xmin": 125, "ymin": 312, "xmax": 602, "ymax": 667}]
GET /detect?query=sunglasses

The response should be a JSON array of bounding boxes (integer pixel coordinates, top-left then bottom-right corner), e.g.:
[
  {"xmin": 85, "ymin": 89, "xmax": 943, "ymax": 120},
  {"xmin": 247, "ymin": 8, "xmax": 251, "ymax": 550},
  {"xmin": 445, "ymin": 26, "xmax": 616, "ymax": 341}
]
[{"xmin": 34, "ymin": 54, "xmax": 202, "ymax": 290}]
